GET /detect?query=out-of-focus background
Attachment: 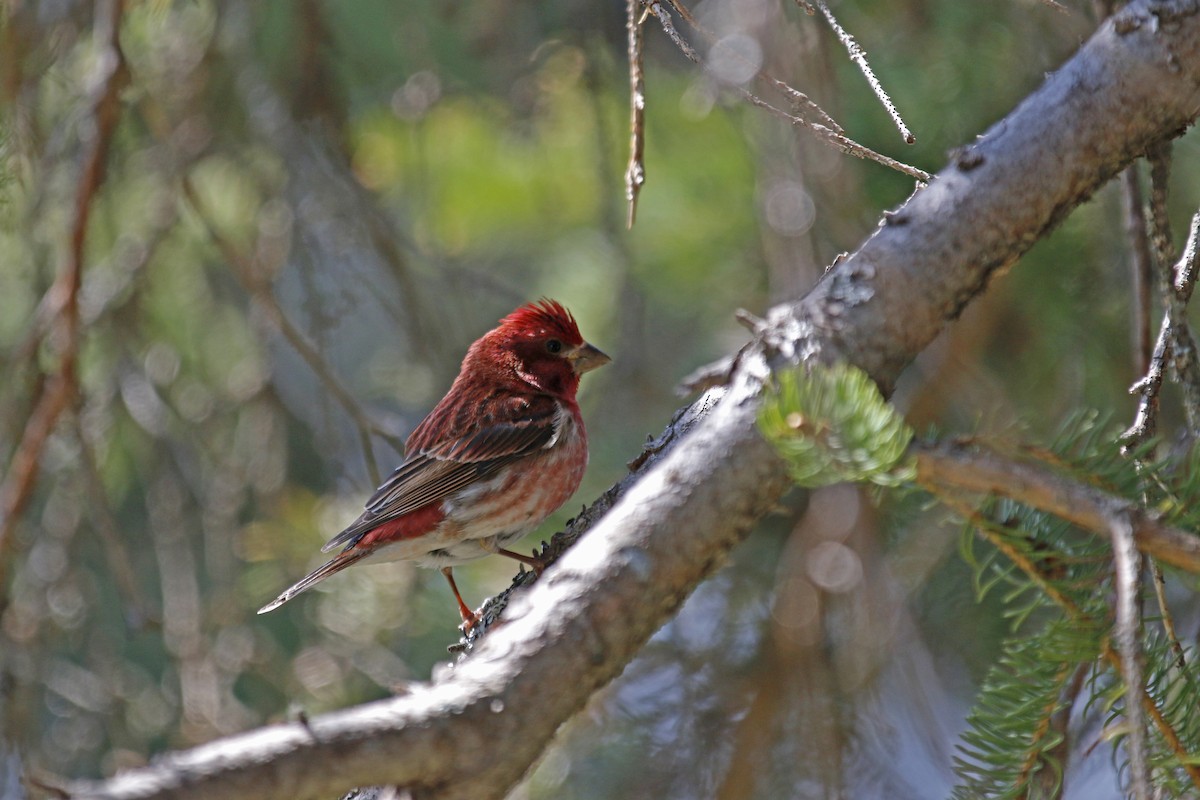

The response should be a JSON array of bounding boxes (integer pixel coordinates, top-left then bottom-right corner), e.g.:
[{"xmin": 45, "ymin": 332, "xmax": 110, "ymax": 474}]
[{"xmin": 2, "ymin": 1, "xmax": 1199, "ymax": 798}]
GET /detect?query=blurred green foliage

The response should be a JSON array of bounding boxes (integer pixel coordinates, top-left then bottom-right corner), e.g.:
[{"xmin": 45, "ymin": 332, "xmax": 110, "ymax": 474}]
[{"xmin": 2, "ymin": 1, "xmax": 1200, "ymax": 798}]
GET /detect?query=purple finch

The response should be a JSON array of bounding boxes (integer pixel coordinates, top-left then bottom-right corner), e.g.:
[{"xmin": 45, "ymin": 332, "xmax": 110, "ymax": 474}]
[{"xmin": 258, "ymin": 300, "xmax": 609, "ymax": 629}]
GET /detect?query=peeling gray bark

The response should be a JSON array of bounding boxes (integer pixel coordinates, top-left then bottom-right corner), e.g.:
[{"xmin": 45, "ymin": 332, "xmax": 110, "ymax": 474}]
[{"xmin": 68, "ymin": 2, "xmax": 1200, "ymax": 799}]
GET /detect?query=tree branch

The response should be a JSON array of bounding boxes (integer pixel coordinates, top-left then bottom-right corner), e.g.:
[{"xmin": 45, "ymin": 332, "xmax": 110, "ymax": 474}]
[
  {"xmin": 914, "ymin": 439, "xmax": 1200, "ymax": 574},
  {"xmin": 813, "ymin": 0, "xmax": 915, "ymax": 144},
  {"xmin": 66, "ymin": 2, "xmax": 1200, "ymax": 798}
]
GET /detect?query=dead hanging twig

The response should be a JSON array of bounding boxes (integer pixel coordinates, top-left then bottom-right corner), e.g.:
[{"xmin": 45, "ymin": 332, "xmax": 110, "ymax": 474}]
[
  {"xmin": 625, "ymin": 0, "xmax": 647, "ymax": 228},
  {"xmin": 1171, "ymin": 211, "xmax": 1200, "ymax": 434},
  {"xmin": 768, "ymin": 76, "xmax": 845, "ymax": 135},
  {"xmin": 1122, "ymin": 144, "xmax": 1200, "ymax": 448},
  {"xmin": 1124, "ymin": 233, "xmax": 1200, "ymax": 446},
  {"xmin": 811, "ymin": 0, "xmax": 915, "ymax": 144},
  {"xmin": 1124, "ymin": 312, "xmax": 1172, "ymax": 449},
  {"xmin": 1148, "ymin": 207, "xmax": 1200, "ymax": 674},
  {"xmin": 0, "ymin": 0, "xmax": 128, "ymax": 602},
  {"xmin": 667, "ymin": 0, "xmax": 844, "ymax": 131},
  {"xmin": 642, "ymin": 1, "xmax": 930, "ymax": 181},
  {"xmin": 737, "ymin": 89, "xmax": 929, "ymax": 181},
  {"xmin": 664, "ymin": 0, "xmax": 881, "ymax": 143}
]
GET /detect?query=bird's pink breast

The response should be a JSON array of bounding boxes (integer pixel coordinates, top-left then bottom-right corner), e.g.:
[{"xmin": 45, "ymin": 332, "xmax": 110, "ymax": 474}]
[{"xmin": 443, "ymin": 416, "xmax": 587, "ymax": 540}]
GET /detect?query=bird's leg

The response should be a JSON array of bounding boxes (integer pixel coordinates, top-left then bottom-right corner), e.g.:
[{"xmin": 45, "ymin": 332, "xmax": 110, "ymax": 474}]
[
  {"xmin": 480, "ymin": 539, "xmax": 548, "ymax": 575},
  {"xmin": 441, "ymin": 567, "xmax": 479, "ymax": 630}
]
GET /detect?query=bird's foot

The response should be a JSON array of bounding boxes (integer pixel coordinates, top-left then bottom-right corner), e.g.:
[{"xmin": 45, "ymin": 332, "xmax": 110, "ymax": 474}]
[
  {"xmin": 458, "ymin": 608, "xmax": 480, "ymax": 633},
  {"xmin": 496, "ymin": 546, "xmax": 548, "ymax": 576}
]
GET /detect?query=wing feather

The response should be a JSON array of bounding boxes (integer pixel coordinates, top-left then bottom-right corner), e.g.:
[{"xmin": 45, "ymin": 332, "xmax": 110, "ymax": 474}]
[{"xmin": 321, "ymin": 396, "xmax": 562, "ymax": 553}]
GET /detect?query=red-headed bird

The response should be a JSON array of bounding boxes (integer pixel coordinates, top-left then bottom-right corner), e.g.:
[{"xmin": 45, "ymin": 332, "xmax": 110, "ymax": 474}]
[{"xmin": 258, "ymin": 300, "xmax": 609, "ymax": 628}]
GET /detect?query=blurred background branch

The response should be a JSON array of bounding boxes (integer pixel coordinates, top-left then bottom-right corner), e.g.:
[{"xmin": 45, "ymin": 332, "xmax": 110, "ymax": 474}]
[{"xmin": 0, "ymin": 0, "xmax": 128, "ymax": 607}]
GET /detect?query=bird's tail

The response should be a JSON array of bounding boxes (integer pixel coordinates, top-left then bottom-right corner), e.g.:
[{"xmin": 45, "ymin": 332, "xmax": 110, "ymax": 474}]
[{"xmin": 257, "ymin": 549, "xmax": 370, "ymax": 614}]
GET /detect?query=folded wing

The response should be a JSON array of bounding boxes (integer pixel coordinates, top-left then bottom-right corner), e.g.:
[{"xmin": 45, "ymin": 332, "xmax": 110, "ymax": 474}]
[{"xmin": 322, "ymin": 395, "xmax": 563, "ymax": 553}]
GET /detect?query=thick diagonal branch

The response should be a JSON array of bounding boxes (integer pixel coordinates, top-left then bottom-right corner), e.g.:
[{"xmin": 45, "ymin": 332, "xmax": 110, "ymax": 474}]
[{"xmin": 68, "ymin": 2, "xmax": 1200, "ymax": 798}]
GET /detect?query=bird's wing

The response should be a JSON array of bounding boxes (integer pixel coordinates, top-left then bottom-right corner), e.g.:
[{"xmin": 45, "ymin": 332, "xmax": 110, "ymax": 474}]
[{"xmin": 321, "ymin": 396, "xmax": 563, "ymax": 553}]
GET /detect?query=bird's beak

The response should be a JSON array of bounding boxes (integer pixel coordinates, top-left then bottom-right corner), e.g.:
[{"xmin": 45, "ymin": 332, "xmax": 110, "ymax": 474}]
[{"xmin": 567, "ymin": 342, "xmax": 611, "ymax": 374}]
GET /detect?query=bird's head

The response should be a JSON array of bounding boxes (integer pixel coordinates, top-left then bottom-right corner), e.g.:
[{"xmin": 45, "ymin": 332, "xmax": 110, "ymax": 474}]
[{"xmin": 473, "ymin": 299, "xmax": 610, "ymax": 400}]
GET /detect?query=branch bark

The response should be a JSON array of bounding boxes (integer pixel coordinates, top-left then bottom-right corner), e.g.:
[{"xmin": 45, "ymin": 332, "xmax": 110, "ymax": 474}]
[{"xmin": 67, "ymin": 1, "xmax": 1200, "ymax": 798}]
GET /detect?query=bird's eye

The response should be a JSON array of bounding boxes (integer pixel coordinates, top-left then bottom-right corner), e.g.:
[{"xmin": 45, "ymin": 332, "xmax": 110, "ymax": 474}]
[{"xmin": 545, "ymin": 339, "xmax": 563, "ymax": 354}]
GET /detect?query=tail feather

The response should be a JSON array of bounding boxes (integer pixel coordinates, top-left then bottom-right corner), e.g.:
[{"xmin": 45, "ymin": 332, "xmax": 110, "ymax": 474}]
[{"xmin": 257, "ymin": 549, "xmax": 370, "ymax": 614}]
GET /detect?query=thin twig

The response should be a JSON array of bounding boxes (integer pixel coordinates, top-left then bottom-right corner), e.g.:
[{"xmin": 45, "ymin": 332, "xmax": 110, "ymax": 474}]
[
  {"xmin": 1174, "ymin": 213, "xmax": 1200, "ymax": 300},
  {"xmin": 769, "ymin": 77, "xmax": 845, "ymax": 134},
  {"xmin": 1110, "ymin": 512, "xmax": 1151, "ymax": 800},
  {"xmin": 665, "ymin": 0, "xmax": 843, "ymax": 133},
  {"xmin": 625, "ymin": 0, "xmax": 647, "ymax": 228},
  {"xmin": 1142, "ymin": 213, "xmax": 1200, "ymax": 671},
  {"xmin": 739, "ymin": 89, "xmax": 929, "ymax": 181},
  {"xmin": 813, "ymin": 0, "xmax": 915, "ymax": 144},
  {"xmin": 1142, "ymin": 145, "xmax": 1180, "ymax": 437},
  {"xmin": 646, "ymin": 1, "xmax": 928, "ymax": 181},
  {"xmin": 1149, "ymin": 561, "xmax": 1187, "ymax": 670},
  {"xmin": 658, "ymin": 0, "xmax": 697, "ymax": 34},
  {"xmin": 1120, "ymin": 174, "xmax": 1200, "ymax": 444},
  {"xmin": 647, "ymin": 1, "xmax": 699, "ymax": 60},
  {"xmin": 1018, "ymin": 661, "xmax": 1078, "ymax": 793},
  {"xmin": 1103, "ymin": 642, "xmax": 1200, "ymax": 791},
  {"xmin": 1123, "ymin": 313, "xmax": 1171, "ymax": 450},
  {"xmin": 0, "ymin": 0, "xmax": 127, "ymax": 600}
]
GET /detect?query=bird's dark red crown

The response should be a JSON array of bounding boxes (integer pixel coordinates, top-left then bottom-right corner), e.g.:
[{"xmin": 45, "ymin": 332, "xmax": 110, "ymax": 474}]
[{"xmin": 500, "ymin": 299, "xmax": 582, "ymax": 344}]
